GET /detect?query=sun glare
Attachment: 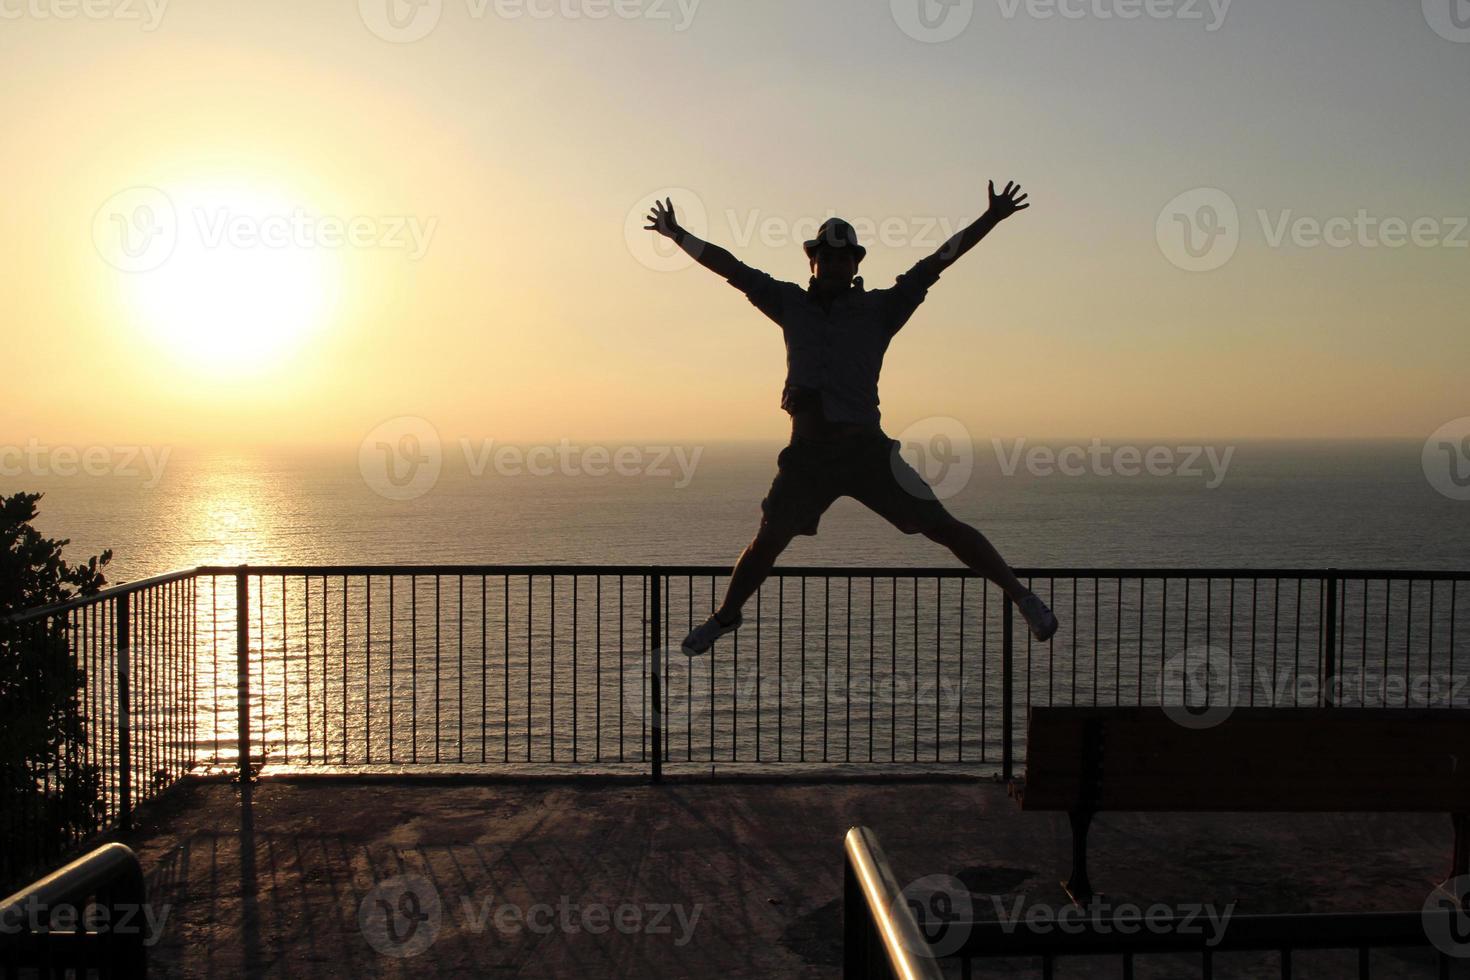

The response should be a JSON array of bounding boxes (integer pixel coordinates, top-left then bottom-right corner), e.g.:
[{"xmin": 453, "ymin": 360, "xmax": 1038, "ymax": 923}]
[{"xmin": 123, "ymin": 182, "xmax": 341, "ymax": 372}]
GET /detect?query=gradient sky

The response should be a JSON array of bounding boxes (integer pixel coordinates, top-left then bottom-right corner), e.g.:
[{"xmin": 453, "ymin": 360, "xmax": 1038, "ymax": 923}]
[{"xmin": 3, "ymin": 0, "xmax": 1467, "ymax": 449}]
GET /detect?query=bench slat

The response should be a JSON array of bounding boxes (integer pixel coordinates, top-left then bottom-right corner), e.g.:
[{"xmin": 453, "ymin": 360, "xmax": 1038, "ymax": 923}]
[{"xmin": 1021, "ymin": 707, "xmax": 1470, "ymax": 812}]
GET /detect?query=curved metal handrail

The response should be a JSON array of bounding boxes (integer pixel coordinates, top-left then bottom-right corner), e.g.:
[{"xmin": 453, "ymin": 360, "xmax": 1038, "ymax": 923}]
[{"xmin": 844, "ymin": 826, "xmax": 943, "ymax": 980}]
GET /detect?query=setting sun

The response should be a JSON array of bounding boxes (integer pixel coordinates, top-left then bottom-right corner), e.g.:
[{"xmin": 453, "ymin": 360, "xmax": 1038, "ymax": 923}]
[{"xmin": 110, "ymin": 181, "xmax": 341, "ymax": 372}]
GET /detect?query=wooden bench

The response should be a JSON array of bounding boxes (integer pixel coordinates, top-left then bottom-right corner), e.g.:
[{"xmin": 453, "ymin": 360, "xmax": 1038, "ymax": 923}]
[{"xmin": 1012, "ymin": 706, "xmax": 1470, "ymax": 904}]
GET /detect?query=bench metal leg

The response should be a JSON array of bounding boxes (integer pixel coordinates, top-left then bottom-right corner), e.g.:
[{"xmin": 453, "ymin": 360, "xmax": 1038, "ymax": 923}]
[
  {"xmin": 1450, "ymin": 812, "xmax": 1468, "ymax": 891},
  {"xmin": 1062, "ymin": 808, "xmax": 1095, "ymax": 905}
]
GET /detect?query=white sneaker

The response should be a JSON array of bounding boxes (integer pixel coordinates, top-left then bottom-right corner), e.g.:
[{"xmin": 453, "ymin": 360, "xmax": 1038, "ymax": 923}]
[
  {"xmin": 681, "ymin": 611, "xmax": 742, "ymax": 656},
  {"xmin": 1018, "ymin": 593, "xmax": 1059, "ymax": 642}
]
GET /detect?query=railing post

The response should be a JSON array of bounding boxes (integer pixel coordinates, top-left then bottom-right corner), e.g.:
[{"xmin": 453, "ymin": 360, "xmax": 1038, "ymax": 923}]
[
  {"xmin": 115, "ymin": 594, "xmax": 132, "ymax": 832},
  {"xmin": 1002, "ymin": 597, "xmax": 1015, "ymax": 782},
  {"xmin": 1323, "ymin": 569, "xmax": 1338, "ymax": 707},
  {"xmin": 649, "ymin": 571, "xmax": 663, "ymax": 785},
  {"xmin": 236, "ymin": 568, "xmax": 251, "ymax": 785}
]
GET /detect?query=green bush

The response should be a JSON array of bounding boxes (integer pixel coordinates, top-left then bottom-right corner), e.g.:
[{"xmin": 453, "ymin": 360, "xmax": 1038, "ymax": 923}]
[{"xmin": 0, "ymin": 491, "xmax": 111, "ymax": 891}]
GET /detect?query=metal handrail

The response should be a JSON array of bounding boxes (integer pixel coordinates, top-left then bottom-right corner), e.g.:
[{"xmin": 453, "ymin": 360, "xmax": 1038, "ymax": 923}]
[
  {"xmin": 843, "ymin": 826, "xmax": 943, "ymax": 980},
  {"xmin": 0, "ymin": 843, "xmax": 147, "ymax": 978},
  {"xmin": 1, "ymin": 567, "xmax": 199, "ymax": 625},
  {"xmin": 6, "ymin": 562, "xmax": 1466, "ymax": 627}
]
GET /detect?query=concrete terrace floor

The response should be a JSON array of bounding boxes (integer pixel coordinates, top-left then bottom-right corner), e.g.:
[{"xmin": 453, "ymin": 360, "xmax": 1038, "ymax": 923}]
[{"xmin": 118, "ymin": 777, "xmax": 1466, "ymax": 979}]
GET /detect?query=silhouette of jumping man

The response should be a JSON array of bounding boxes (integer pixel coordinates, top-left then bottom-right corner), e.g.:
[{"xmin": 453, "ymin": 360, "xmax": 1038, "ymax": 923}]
[{"xmin": 645, "ymin": 181, "xmax": 1059, "ymax": 655}]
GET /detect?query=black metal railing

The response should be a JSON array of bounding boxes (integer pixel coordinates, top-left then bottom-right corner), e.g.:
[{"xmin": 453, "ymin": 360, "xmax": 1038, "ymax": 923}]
[
  {"xmin": 0, "ymin": 843, "xmax": 148, "ymax": 977},
  {"xmin": 4, "ymin": 564, "xmax": 1467, "ymax": 886},
  {"xmin": 1, "ymin": 571, "xmax": 196, "ymax": 891}
]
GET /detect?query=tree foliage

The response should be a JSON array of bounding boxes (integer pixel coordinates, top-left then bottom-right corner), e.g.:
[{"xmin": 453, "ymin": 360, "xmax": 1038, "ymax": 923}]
[{"xmin": 0, "ymin": 491, "xmax": 112, "ymax": 890}]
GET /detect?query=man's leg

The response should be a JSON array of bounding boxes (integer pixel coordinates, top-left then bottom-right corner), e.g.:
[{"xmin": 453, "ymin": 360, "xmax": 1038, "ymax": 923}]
[
  {"xmin": 714, "ymin": 523, "xmax": 798, "ymax": 623},
  {"xmin": 923, "ymin": 517, "xmax": 1029, "ymax": 602}
]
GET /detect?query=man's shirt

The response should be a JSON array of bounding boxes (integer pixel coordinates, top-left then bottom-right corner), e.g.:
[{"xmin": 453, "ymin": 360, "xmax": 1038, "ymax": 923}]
[{"xmin": 725, "ymin": 255, "xmax": 945, "ymax": 426}]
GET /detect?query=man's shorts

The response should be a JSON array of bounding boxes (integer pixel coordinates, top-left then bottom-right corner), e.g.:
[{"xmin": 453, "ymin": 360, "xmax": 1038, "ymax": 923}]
[{"xmin": 759, "ymin": 431, "xmax": 952, "ymax": 537}]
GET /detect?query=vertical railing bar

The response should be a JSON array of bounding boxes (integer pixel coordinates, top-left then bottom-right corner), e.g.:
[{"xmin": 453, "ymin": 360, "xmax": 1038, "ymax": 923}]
[
  {"xmin": 482, "ymin": 575, "xmax": 488, "ymax": 763},
  {"xmin": 411, "ymin": 575, "xmax": 418, "ymax": 764},
  {"xmin": 650, "ymin": 571, "xmax": 663, "ymax": 783},
  {"xmin": 504, "ymin": 575, "xmax": 511, "ymax": 763},
  {"xmin": 868, "ymin": 578, "xmax": 875, "ymax": 763},
  {"xmin": 527, "ymin": 575, "xmax": 533, "ymax": 763},
  {"xmin": 117, "ymin": 593, "xmax": 132, "ymax": 830},
  {"xmin": 823, "ymin": 576, "xmax": 831, "ymax": 764},
  {"xmin": 365, "ymin": 575, "xmax": 372, "ymax": 764},
  {"xmin": 459, "ymin": 575, "xmax": 465, "ymax": 763},
  {"xmin": 1324, "ymin": 569, "xmax": 1339, "ymax": 706},
  {"xmin": 341, "ymin": 575, "xmax": 348, "ymax": 764},
  {"xmin": 388, "ymin": 575, "xmax": 395, "ymax": 764},
  {"xmin": 434, "ymin": 574, "xmax": 441, "ymax": 764},
  {"xmin": 1002, "ymin": 595, "xmax": 1014, "ymax": 781},
  {"xmin": 846, "ymin": 576, "xmax": 853, "ymax": 763},
  {"xmin": 801, "ymin": 577, "xmax": 807, "ymax": 763},
  {"xmin": 1293, "ymin": 577, "xmax": 1303, "ymax": 707},
  {"xmin": 281, "ymin": 576, "xmax": 289, "ymax": 763},
  {"xmin": 756, "ymin": 582, "xmax": 763, "ymax": 763},
  {"xmin": 1406, "ymin": 579, "xmax": 1414, "ymax": 709},
  {"xmin": 1093, "ymin": 577, "xmax": 1100, "ymax": 706},
  {"xmin": 731, "ymin": 575, "xmax": 739, "ymax": 763},
  {"xmin": 304, "ymin": 575, "xmax": 312, "ymax": 765},
  {"xmin": 710, "ymin": 575, "xmax": 716, "ymax": 764},
  {"xmin": 235, "ymin": 569, "xmax": 250, "ymax": 786}
]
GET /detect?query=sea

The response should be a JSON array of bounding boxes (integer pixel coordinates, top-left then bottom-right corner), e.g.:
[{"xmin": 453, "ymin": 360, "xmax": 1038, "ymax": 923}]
[{"xmin": 10, "ymin": 438, "xmax": 1468, "ymax": 581}]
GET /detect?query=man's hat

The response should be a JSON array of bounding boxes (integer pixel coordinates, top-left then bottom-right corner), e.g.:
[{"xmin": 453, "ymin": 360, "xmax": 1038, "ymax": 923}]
[{"xmin": 804, "ymin": 218, "xmax": 867, "ymax": 262}]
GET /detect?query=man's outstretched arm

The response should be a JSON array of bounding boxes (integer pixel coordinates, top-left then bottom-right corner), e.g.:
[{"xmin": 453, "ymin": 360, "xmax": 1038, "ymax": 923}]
[
  {"xmin": 925, "ymin": 180, "xmax": 1030, "ymax": 274},
  {"xmin": 644, "ymin": 197, "xmax": 743, "ymax": 280}
]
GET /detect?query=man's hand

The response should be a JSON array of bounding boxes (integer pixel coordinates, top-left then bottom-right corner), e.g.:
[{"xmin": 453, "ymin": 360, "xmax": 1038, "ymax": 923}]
[
  {"xmin": 640, "ymin": 196, "xmax": 744, "ymax": 279},
  {"xmin": 986, "ymin": 180, "xmax": 1030, "ymax": 221},
  {"xmin": 644, "ymin": 197, "xmax": 682, "ymax": 239}
]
